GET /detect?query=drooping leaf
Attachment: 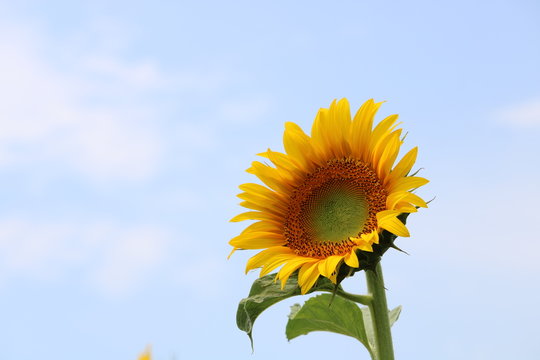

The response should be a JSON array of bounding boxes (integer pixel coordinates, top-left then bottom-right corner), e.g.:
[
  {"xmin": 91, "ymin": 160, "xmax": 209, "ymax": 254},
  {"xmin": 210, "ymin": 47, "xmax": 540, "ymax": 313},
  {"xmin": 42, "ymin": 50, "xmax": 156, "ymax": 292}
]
[
  {"xmin": 236, "ymin": 273, "xmax": 336, "ymax": 347},
  {"xmin": 360, "ymin": 304, "xmax": 403, "ymax": 355},
  {"xmin": 360, "ymin": 306, "xmax": 376, "ymax": 350},
  {"xmin": 286, "ymin": 294, "xmax": 403, "ymax": 358},
  {"xmin": 286, "ymin": 294, "xmax": 375, "ymax": 358}
]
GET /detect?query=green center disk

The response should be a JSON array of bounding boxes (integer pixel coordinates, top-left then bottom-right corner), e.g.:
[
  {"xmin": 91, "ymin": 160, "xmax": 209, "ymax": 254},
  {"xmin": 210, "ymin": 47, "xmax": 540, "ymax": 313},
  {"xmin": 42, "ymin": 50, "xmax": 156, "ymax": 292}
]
[{"xmin": 306, "ymin": 182, "xmax": 369, "ymax": 243}]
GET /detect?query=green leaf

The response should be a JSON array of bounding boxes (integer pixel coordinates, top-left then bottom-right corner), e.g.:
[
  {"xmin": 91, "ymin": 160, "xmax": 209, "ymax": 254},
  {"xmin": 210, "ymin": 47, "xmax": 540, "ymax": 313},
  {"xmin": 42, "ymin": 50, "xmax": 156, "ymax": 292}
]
[
  {"xmin": 288, "ymin": 303, "xmax": 301, "ymax": 319},
  {"xmin": 286, "ymin": 294, "xmax": 375, "ymax": 358},
  {"xmin": 359, "ymin": 306, "xmax": 376, "ymax": 350},
  {"xmin": 360, "ymin": 304, "xmax": 402, "ymax": 355},
  {"xmin": 389, "ymin": 305, "xmax": 402, "ymax": 326},
  {"xmin": 236, "ymin": 273, "xmax": 336, "ymax": 348},
  {"xmin": 286, "ymin": 294, "xmax": 403, "ymax": 358}
]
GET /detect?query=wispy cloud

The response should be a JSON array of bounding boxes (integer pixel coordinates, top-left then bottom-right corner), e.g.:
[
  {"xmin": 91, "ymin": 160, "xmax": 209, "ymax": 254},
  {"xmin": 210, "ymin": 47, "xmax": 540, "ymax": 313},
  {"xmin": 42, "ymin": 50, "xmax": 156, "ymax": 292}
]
[
  {"xmin": 496, "ymin": 96, "xmax": 540, "ymax": 127},
  {"xmin": 0, "ymin": 23, "xmax": 164, "ymax": 182},
  {"xmin": 0, "ymin": 218, "xmax": 170, "ymax": 297},
  {"xmin": 88, "ymin": 223, "xmax": 170, "ymax": 297}
]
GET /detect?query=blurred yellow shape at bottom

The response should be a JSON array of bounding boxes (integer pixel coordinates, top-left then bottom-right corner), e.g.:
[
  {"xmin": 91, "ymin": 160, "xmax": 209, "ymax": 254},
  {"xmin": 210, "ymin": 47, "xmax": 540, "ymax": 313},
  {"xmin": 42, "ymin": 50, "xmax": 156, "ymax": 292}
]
[{"xmin": 138, "ymin": 346, "xmax": 151, "ymax": 360}]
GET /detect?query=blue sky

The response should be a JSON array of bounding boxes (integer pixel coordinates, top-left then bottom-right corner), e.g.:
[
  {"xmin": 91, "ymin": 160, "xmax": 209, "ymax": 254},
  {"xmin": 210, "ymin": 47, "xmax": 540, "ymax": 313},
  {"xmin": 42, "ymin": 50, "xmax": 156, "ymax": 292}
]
[{"xmin": 0, "ymin": 0, "xmax": 539, "ymax": 359}]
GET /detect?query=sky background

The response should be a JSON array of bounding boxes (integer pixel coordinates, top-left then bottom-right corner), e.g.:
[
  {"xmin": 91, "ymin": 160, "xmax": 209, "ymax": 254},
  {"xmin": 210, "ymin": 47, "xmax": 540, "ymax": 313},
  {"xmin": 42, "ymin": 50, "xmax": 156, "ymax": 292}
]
[{"xmin": 0, "ymin": 0, "xmax": 539, "ymax": 359}]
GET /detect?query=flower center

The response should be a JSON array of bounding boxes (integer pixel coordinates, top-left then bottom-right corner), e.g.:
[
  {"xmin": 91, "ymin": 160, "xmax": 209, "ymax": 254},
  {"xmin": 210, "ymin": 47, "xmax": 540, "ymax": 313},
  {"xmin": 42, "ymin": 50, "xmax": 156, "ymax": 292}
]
[
  {"xmin": 284, "ymin": 158, "xmax": 387, "ymax": 258},
  {"xmin": 305, "ymin": 180, "xmax": 368, "ymax": 243}
]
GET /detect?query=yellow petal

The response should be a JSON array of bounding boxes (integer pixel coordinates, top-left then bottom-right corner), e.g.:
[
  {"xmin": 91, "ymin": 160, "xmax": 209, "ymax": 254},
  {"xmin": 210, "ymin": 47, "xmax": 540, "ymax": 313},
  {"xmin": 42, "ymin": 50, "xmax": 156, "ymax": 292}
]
[
  {"xmin": 328, "ymin": 98, "xmax": 352, "ymax": 156},
  {"xmin": 245, "ymin": 247, "xmax": 290, "ymax": 272},
  {"xmin": 389, "ymin": 176, "xmax": 429, "ymax": 193},
  {"xmin": 370, "ymin": 114, "xmax": 399, "ymax": 155},
  {"xmin": 370, "ymin": 230, "xmax": 380, "ymax": 245},
  {"xmin": 277, "ymin": 258, "xmax": 312, "ymax": 289},
  {"xmin": 240, "ymin": 220, "xmax": 281, "ymax": 235},
  {"xmin": 310, "ymin": 107, "xmax": 334, "ymax": 161},
  {"xmin": 298, "ymin": 262, "xmax": 321, "ymax": 294},
  {"xmin": 229, "ymin": 232, "xmax": 286, "ymax": 249},
  {"xmin": 400, "ymin": 192, "xmax": 428, "ymax": 208},
  {"xmin": 258, "ymin": 149, "xmax": 304, "ymax": 180},
  {"xmin": 317, "ymin": 255, "xmax": 343, "ymax": 278},
  {"xmin": 239, "ymin": 183, "xmax": 283, "ymax": 201},
  {"xmin": 378, "ymin": 215, "xmax": 410, "ymax": 237},
  {"xmin": 246, "ymin": 161, "xmax": 292, "ymax": 194},
  {"xmin": 239, "ymin": 200, "xmax": 285, "ymax": 218},
  {"xmin": 227, "ymin": 247, "xmax": 238, "ymax": 259},
  {"xmin": 229, "ymin": 211, "xmax": 281, "ymax": 223},
  {"xmin": 386, "ymin": 191, "xmax": 410, "ymax": 210},
  {"xmin": 260, "ymin": 254, "xmax": 293, "ymax": 276},
  {"xmin": 231, "ymin": 231, "xmax": 283, "ymax": 241},
  {"xmin": 360, "ymin": 230, "xmax": 380, "ymax": 245},
  {"xmin": 376, "ymin": 130, "xmax": 402, "ymax": 179},
  {"xmin": 385, "ymin": 147, "xmax": 418, "ymax": 186},
  {"xmin": 350, "ymin": 99, "xmax": 383, "ymax": 160},
  {"xmin": 395, "ymin": 205, "xmax": 418, "ymax": 213},
  {"xmin": 387, "ymin": 191, "xmax": 425, "ymax": 210},
  {"xmin": 344, "ymin": 250, "xmax": 359, "ymax": 267},
  {"xmin": 237, "ymin": 192, "xmax": 286, "ymax": 212},
  {"xmin": 376, "ymin": 209, "xmax": 402, "ymax": 223},
  {"xmin": 283, "ymin": 122, "xmax": 314, "ymax": 172}
]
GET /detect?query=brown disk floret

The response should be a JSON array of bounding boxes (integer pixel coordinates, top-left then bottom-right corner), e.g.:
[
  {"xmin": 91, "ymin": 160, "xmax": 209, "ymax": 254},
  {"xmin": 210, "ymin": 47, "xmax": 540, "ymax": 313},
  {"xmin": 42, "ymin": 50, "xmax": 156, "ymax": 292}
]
[{"xmin": 283, "ymin": 158, "xmax": 387, "ymax": 258}]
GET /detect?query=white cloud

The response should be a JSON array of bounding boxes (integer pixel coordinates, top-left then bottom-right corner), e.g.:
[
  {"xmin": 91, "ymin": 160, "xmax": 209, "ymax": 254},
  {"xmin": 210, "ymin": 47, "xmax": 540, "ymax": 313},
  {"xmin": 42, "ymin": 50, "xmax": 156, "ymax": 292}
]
[
  {"xmin": 0, "ymin": 219, "xmax": 76, "ymax": 278},
  {"xmin": 496, "ymin": 97, "xmax": 540, "ymax": 127},
  {"xmin": 0, "ymin": 23, "xmax": 164, "ymax": 181},
  {"xmin": 0, "ymin": 218, "xmax": 170, "ymax": 296},
  {"xmin": 89, "ymin": 224, "xmax": 169, "ymax": 296},
  {"xmin": 0, "ymin": 216, "xmax": 232, "ymax": 298}
]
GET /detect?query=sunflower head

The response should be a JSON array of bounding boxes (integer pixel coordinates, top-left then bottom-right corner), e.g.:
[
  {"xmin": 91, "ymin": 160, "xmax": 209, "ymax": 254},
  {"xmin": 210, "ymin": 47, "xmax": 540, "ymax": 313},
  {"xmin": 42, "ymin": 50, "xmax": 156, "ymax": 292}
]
[{"xmin": 229, "ymin": 99, "xmax": 428, "ymax": 294}]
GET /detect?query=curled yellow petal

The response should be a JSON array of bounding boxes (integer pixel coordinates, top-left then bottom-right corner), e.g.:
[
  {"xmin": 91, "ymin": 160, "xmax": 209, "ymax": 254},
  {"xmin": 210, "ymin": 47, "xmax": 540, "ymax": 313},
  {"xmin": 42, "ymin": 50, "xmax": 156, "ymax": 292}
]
[
  {"xmin": 344, "ymin": 250, "xmax": 359, "ymax": 268},
  {"xmin": 378, "ymin": 215, "xmax": 410, "ymax": 237}
]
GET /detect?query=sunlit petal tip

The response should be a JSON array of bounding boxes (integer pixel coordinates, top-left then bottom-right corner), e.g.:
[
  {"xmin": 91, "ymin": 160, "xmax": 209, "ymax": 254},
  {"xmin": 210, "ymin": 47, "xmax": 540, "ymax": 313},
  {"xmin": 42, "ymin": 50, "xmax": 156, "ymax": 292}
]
[
  {"xmin": 227, "ymin": 247, "xmax": 238, "ymax": 259},
  {"xmin": 337, "ymin": 97, "xmax": 350, "ymax": 106},
  {"xmin": 256, "ymin": 149, "xmax": 271, "ymax": 158}
]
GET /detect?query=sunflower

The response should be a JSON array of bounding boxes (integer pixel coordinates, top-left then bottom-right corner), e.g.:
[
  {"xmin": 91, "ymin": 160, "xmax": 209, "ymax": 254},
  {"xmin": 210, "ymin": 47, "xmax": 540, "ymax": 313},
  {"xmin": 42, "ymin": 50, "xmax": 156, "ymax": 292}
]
[{"xmin": 229, "ymin": 99, "xmax": 428, "ymax": 294}]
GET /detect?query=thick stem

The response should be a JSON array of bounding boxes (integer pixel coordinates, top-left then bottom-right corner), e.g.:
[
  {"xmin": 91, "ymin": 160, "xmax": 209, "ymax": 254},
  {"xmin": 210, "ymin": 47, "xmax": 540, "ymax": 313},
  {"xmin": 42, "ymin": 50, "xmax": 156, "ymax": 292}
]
[{"xmin": 365, "ymin": 263, "xmax": 395, "ymax": 360}]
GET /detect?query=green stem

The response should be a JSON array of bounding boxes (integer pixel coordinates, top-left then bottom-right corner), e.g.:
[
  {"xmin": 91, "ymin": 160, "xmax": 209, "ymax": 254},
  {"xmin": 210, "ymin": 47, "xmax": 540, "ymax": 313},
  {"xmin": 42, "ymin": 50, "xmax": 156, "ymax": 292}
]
[
  {"xmin": 365, "ymin": 263, "xmax": 395, "ymax": 360},
  {"xmin": 335, "ymin": 289, "xmax": 372, "ymax": 305}
]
